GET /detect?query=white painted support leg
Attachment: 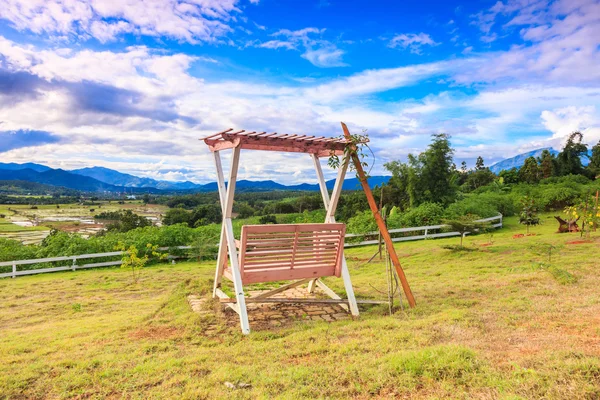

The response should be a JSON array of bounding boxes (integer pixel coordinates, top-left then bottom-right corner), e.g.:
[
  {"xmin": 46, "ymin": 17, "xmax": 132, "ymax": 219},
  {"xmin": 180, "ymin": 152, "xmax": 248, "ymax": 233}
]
[
  {"xmin": 213, "ymin": 224, "xmax": 227, "ymax": 297},
  {"xmin": 212, "ymin": 151, "xmax": 229, "ymax": 297},
  {"xmin": 315, "ymin": 280, "xmax": 349, "ymax": 312},
  {"xmin": 308, "ymin": 154, "xmax": 328, "ymax": 295},
  {"xmin": 221, "ymin": 146, "xmax": 250, "ymax": 334},
  {"xmin": 307, "ymin": 279, "xmax": 317, "ymax": 293},
  {"xmin": 215, "ymin": 288, "xmax": 240, "ymax": 314},
  {"xmin": 312, "ymin": 153, "xmax": 359, "ymax": 317},
  {"xmin": 225, "ymin": 218, "xmax": 250, "ymax": 334},
  {"xmin": 340, "ymin": 258, "xmax": 359, "ymax": 316}
]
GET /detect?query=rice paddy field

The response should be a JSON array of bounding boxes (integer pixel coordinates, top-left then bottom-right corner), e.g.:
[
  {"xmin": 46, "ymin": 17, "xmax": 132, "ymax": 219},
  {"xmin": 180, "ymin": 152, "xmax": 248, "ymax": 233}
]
[
  {"xmin": 0, "ymin": 214, "xmax": 599, "ymax": 399},
  {"xmin": 0, "ymin": 201, "xmax": 167, "ymax": 244}
]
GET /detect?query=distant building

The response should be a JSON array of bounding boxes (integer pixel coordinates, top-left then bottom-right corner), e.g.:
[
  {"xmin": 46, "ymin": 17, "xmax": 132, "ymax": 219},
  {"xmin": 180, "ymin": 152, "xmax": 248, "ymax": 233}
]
[{"xmin": 126, "ymin": 195, "xmax": 137, "ymax": 200}]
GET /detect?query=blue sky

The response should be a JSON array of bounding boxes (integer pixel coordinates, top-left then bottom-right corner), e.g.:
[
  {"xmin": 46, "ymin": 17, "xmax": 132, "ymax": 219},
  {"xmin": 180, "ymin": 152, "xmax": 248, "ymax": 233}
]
[{"xmin": 0, "ymin": 0, "xmax": 599, "ymax": 184}]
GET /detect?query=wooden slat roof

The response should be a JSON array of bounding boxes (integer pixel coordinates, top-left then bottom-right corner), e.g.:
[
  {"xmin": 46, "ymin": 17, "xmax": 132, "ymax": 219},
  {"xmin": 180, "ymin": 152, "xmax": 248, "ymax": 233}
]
[{"xmin": 201, "ymin": 129, "xmax": 352, "ymax": 156}]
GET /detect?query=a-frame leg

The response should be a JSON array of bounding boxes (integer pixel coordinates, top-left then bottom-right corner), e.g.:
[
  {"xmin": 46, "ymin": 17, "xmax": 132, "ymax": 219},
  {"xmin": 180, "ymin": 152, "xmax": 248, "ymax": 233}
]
[
  {"xmin": 212, "ymin": 151, "xmax": 228, "ymax": 298},
  {"xmin": 311, "ymin": 154, "xmax": 359, "ymax": 317},
  {"xmin": 215, "ymin": 146, "xmax": 250, "ymax": 334}
]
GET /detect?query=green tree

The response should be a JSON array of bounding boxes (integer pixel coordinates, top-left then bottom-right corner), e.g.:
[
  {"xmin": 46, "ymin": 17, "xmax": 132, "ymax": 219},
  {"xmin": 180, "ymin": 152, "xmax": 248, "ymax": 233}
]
[
  {"xmin": 419, "ymin": 134, "xmax": 457, "ymax": 205},
  {"xmin": 116, "ymin": 242, "xmax": 166, "ymax": 284},
  {"xmin": 475, "ymin": 156, "xmax": 485, "ymax": 170},
  {"xmin": 557, "ymin": 132, "xmax": 588, "ymax": 176},
  {"xmin": 588, "ymin": 141, "xmax": 600, "ymax": 177},
  {"xmin": 465, "ymin": 168, "xmax": 496, "ymax": 191},
  {"xmin": 190, "ymin": 204, "xmax": 222, "ymax": 227},
  {"xmin": 537, "ymin": 149, "xmax": 556, "ymax": 179},
  {"xmin": 103, "ymin": 210, "xmax": 152, "ymax": 233},
  {"xmin": 385, "ymin": 134, "xmax": 457, "ymax": 208},
  {"xmin": 498, "ymin": 168, "xmax": 520, "ymax": 184},
  {"xmin": 519, "ymin": 196, "xmax": 540, "ymax": 234},
  {"xmin": 519, "ymin": 156, "xmax": 540, "ymax": 184},
  {"xmin": 382, "ymin": 160, "xmax": 414, "ymax": 210},
  {"xmin": 162, "ymin": 208, "xmax": 191, "ymax": 226},
  {"xmin": 142, "ymin": 194, "xmax": 151, "ymax": 204}
]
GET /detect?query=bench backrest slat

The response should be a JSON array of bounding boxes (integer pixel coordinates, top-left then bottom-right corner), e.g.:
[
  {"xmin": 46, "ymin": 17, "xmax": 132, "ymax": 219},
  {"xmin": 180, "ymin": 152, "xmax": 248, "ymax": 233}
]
[{"xmin": 238, "ymin": 223, "xmax": 346, "ymax": 284}]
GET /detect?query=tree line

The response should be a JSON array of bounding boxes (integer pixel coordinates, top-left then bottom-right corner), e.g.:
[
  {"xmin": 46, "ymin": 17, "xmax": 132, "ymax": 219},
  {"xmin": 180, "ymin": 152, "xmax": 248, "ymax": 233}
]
[{"xmin": 382, "ymin": 131, "xmax": 600, "ymax": 212}]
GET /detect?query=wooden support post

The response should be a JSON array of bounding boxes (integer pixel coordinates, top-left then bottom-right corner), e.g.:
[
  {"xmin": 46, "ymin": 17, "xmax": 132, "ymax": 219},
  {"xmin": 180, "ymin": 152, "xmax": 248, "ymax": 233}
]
[
  {"xmin": 308, "ymin": 154, "xmax": 328, "ymax": 293},
  {"xmin": 212, "ymin": 151, "xmax": 228, "ymax": 298},
  {"xmin": 309, "ymin": 154, "xmax": 358, "ymax": 316},
  {"xmin": 12, "ymin": 262, "xmax": 16, "ymax": 279},
  {"xmin": 224, "ymin": 146, "xmax": 250, "ymax": 334},
  {"xmin": 341, "ymin": 122, "xmax": 416, "ymax": 308},
  {"xmin": 214, "ymin": 146, "xmax": 250, "ymax": 334}
]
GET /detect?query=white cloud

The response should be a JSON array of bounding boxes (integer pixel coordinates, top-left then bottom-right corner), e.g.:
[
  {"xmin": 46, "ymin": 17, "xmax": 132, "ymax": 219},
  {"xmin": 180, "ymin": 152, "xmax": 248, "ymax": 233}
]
[
  {"xmin": 0, "ymin": 0, "xmax": 249, "ymax": 43},
  {"xmin": 541, "ymin": 106, "xmax": 600, "ymax": 146},
  {"xmin": 255, "ymin": 26, "xmax": 347, "ymax": 68},
  {"xmin": 388, "ymin": 33, "xmax": 439, "ymax": 54},
  {"xmin": 301, "ymin": 47, "xmax": 346, "ymax": 68},
  {"xmin": 258, "ymin": 40, "xmax": 296, "ymax": 50}
]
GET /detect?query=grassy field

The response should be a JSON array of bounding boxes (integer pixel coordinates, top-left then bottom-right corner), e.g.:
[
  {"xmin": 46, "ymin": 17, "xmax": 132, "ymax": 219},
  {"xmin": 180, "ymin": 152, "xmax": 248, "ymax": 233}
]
[{"xmin": 1, "ymin": 214, "xmax": 599, "ymax": 399}]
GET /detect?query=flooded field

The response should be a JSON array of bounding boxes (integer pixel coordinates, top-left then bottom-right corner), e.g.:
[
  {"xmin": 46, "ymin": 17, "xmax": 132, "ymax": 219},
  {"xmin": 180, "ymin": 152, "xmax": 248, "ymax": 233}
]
[{"xmin": 0, "ymin": 201, "xmax": 167, "ymax": 244}]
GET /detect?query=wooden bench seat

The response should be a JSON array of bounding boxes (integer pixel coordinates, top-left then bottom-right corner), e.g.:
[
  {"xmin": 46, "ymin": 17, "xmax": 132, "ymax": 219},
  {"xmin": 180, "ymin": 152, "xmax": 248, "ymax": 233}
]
[{"xmin": 224, "ymin": 223, "xmax": 346, "ymax": 284}]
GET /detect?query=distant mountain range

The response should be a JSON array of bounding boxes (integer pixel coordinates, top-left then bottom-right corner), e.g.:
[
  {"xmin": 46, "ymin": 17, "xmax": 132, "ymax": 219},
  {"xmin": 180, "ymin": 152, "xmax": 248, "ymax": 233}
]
[
  {"xmin": 489, "ymin": 147, "xmax": 591, "ymax": 173},
  {"xmin": 4, "ymin": 145, "xmax": 591, "ymax": 193},
  {"xmin": 71, "ymin": 167, "xmax": 199, "ymax": 190},
  {"xmin": 0, "ymin": 162, "xmax": 391, "ymax": 193},
  {"xmin": 489, "ymin": 148, "xmax": 559, "ymax": 174}
]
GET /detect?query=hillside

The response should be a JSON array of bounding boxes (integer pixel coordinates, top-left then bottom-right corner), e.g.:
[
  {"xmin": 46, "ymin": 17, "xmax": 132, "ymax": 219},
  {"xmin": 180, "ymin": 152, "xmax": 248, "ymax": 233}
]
[
  {"xmin": 489, "ymin": 148, "xmax": 559, "ymax": 173},
  {"xmin": 489, "ymin": 147, "xmax": 592, "ymax": 173},
  {"xmin": 71, "ymin": 167, "xmax": 200, "ymax": 190},
  {"xmin": 0, "ymin": 162, "xmax": 52, "ymax": 173},
  {"xmin": 0, "ymin": 168, "xmax": 164, "ymax": 194}
]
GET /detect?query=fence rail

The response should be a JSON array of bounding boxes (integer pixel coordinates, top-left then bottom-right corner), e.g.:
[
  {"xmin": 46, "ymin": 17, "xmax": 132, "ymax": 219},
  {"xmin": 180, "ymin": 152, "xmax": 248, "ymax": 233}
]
[
  {"xmin": 0, "ymin": 246, "xmax": 191, "ymax": 279},
  {"xmin": 1, "ymin": 215, "xmax": 503, "ymax": 279},
  {"xmin": 344, "ymin": 214, "xmax": 503, "ymax": 248}
]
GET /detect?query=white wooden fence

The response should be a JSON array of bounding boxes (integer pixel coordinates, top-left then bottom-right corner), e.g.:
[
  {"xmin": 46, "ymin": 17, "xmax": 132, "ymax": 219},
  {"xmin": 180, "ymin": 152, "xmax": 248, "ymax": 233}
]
[
  {"xmin": 0, "ymin": 246, "xmax": 191, "ymax": 279},
  {"xmin": 1, "ymin": 215, "xmax": 503, "ymax": 279},
  {"xmin": 344, "ymin": 214, "xmax": 503, "ymax": 247}
]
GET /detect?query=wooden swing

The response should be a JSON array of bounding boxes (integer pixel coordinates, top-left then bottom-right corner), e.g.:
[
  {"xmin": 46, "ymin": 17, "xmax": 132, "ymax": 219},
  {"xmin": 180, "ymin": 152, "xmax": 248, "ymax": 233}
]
[{"xmin": 202, "ymin": 122, "xmax": 415, "ymax": 334}]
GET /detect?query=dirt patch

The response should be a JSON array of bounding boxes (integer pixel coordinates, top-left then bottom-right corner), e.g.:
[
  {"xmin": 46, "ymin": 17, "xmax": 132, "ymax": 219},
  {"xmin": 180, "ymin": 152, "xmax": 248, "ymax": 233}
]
[
  {"xmin": 566, "ymin": 240, "xmax": 594, "ymax": 245},
  {"xmin": 129, "ymin": 326, "xmax": 182, "ymax": 340}
]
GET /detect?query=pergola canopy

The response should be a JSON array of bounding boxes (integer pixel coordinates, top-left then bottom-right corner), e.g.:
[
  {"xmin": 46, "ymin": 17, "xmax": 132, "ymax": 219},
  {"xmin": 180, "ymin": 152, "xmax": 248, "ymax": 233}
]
[{"xmin": 201, "ymin": 128, "xmax": 355, "ymax": 156}]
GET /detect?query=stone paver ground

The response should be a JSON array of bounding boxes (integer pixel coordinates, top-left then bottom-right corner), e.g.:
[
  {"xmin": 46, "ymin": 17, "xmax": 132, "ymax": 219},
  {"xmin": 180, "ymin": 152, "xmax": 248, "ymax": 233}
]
[{"xmin": 187, "ymin": 284, "xmax": 350, "ymax": 332}]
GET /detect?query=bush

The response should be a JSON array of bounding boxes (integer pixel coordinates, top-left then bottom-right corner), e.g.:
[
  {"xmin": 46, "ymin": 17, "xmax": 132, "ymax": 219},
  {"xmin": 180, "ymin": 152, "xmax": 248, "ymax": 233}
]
[
  {"xmin": 444, "ymin": 197, "xmax": 498, "ymax": 219},
  {"xmin": 258, "ymin": 215, "xmax": 277, "ymax": 225},
  {"xmin": 0, "ymin": 238, "xmax": 37, "ymax": 263},
  {"xmin": 388, "ymin": 202, "xmax": 445, "ymax": 228},
  {"xmin": 470, "ymin": 192, "xmax": 518, "ymax": 217},
  {"xmin": 540, "ymin": 174, "xmax": 590, "ymax": 185},
  {"xmin": 347, "ymin": 210, "xmax": 377, "ymax": 234},
  {"xmin": 538, "ymin": 185, "xmax": 582, "ymax": 210}
]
